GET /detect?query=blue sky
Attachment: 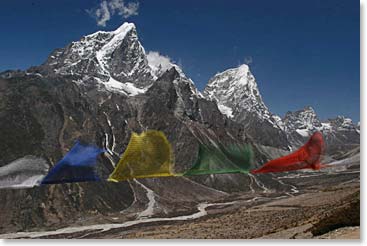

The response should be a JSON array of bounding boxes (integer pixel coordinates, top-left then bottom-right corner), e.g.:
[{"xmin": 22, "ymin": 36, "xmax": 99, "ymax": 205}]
[{"xmin": 0, "ymin": 0, "xmax": 359, "ymax": 122}]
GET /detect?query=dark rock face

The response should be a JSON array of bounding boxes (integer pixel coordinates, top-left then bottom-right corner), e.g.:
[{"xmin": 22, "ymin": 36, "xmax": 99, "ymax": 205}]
[
  {"xmin": 0, "ymin": 75, "xmax": 135, "ymax": 232},
  {"xmin": 0, "ymin": 182, "xmax": 133, "ymax": 233},
  {"xmin": 108, "ymin": 28, "xmax": 153, "ymax": 85},
  {"xmin": 0, "ymin": 77, "xmax": 60, "ymax": 167},
  {"xmin": 239, "ymin": 113, "xmax": 290, "ymax": 150}
]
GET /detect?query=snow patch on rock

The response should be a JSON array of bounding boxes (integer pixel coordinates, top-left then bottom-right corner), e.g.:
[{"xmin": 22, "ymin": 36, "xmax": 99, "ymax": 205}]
[{"xmin": 217, "ymin": 104, "xmax": 234, "ymax": 118}]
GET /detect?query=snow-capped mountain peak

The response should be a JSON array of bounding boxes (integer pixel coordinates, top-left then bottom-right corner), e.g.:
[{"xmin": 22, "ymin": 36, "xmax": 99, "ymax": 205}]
[
  {"xmin": 282, "ymin": 106, "xmax": 359, "ymax": 150},
  {"xmin": 283, "ymin": 106, "xmax": 322, "ymax": 137},
  {"xmin": 203, "ymin": 64, "xmax": 291, "ymax": 150},
  {"xmin": 327, "ymin": 116, "xmax": 356, "ymax": 131},
  {"xmin": 37, "ymin": 22, "xmax": 153, "ymax": 94},
  {"xmin": 204, "ymin": 64, "xmax": 277, "ymax": 123},
  {"xmin": 32, "ymin": 22, "xmax": 200, "ymax": 97},
  {"xmin": 95, "ymin": 22, "xmax": 137, "ymax": 77},
  {"xmin": 213, "ymin": 64, "xmax": 251, "ymax": 86},
  {"xmin": 284, "ymin": 107, "xmax": 359, "ymax": 136},
  {"xmin": 113, "ymin": 22, "xmax": 136, "ymax": 34}
]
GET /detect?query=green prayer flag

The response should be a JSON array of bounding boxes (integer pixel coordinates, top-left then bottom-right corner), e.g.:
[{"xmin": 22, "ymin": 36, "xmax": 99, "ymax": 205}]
[{"xmin": 184, "ymin": 143, "xmax": 253, "ymax": 176}]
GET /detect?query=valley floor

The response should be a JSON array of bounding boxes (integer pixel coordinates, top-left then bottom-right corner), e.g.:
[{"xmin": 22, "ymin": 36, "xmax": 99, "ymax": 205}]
[
  {"xmin": 0, "ymin": 164, "xmax": 360, "ymax": 240},
  {"xmin": 92, "ymin": 182, "xmax": 360, "ymax": 239}
]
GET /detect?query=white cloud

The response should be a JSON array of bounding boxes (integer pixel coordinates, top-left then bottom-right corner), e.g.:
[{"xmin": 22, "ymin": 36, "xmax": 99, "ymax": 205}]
[
  {"xmin": 146, "ymin": 51, "xmax": 174, "ymax": 73},
  {"xmin": 94, "ymin": 1, "xmax": 110, "ymax": 27},
  {"xmin": 88, "ymin": 0, "xmax": 139, "ymax": 27},
  {"xmin": 244, "ymin": 56, "xmax": 253, "ymax": 65}
]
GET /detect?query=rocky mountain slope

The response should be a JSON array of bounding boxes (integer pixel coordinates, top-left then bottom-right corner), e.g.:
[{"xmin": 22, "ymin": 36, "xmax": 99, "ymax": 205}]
[
  {"xmin": 0, "ymin": 23, "xmax": 270, "ymax": 233},
  {"xmin": 0, "ymin": 22, "xmax": 359, "ymax": 234}
]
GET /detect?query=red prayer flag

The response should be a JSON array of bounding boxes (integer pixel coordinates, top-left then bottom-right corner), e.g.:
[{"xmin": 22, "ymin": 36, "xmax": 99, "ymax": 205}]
[{"xmin": 251, "ymin": 132, "xmax": 325, "ymax": 174}]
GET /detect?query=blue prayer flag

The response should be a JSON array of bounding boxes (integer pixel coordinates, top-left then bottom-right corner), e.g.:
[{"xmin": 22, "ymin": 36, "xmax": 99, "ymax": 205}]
[{"xmin": 41, "ymin": 141, "xmax": 105, "ymax": 184}]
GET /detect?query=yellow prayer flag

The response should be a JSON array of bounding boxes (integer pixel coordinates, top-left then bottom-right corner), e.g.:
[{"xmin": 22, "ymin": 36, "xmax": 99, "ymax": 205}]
[{"xmin": 108, "ymin": 130, "xmax": 174, "ymax": 182}]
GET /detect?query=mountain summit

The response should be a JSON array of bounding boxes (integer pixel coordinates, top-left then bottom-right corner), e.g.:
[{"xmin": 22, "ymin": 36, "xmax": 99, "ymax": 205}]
[
  {"xmin": 28, "ymin": 23, "xmax": 189, "ymax": 96},
  {"xmin": 204, "ymin": 64, "xmax": 290, "ymax": 149},
  {"xmin": 204, "ymin": 64, "xmax": 271, "ymax": 121},
  {"xmin": 283, "ymin": 107, "xmax": 359, "ymax": 154},
  {"xmin": 283, "ymin": 106, "xmax": 322, "ymax": 136}
]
